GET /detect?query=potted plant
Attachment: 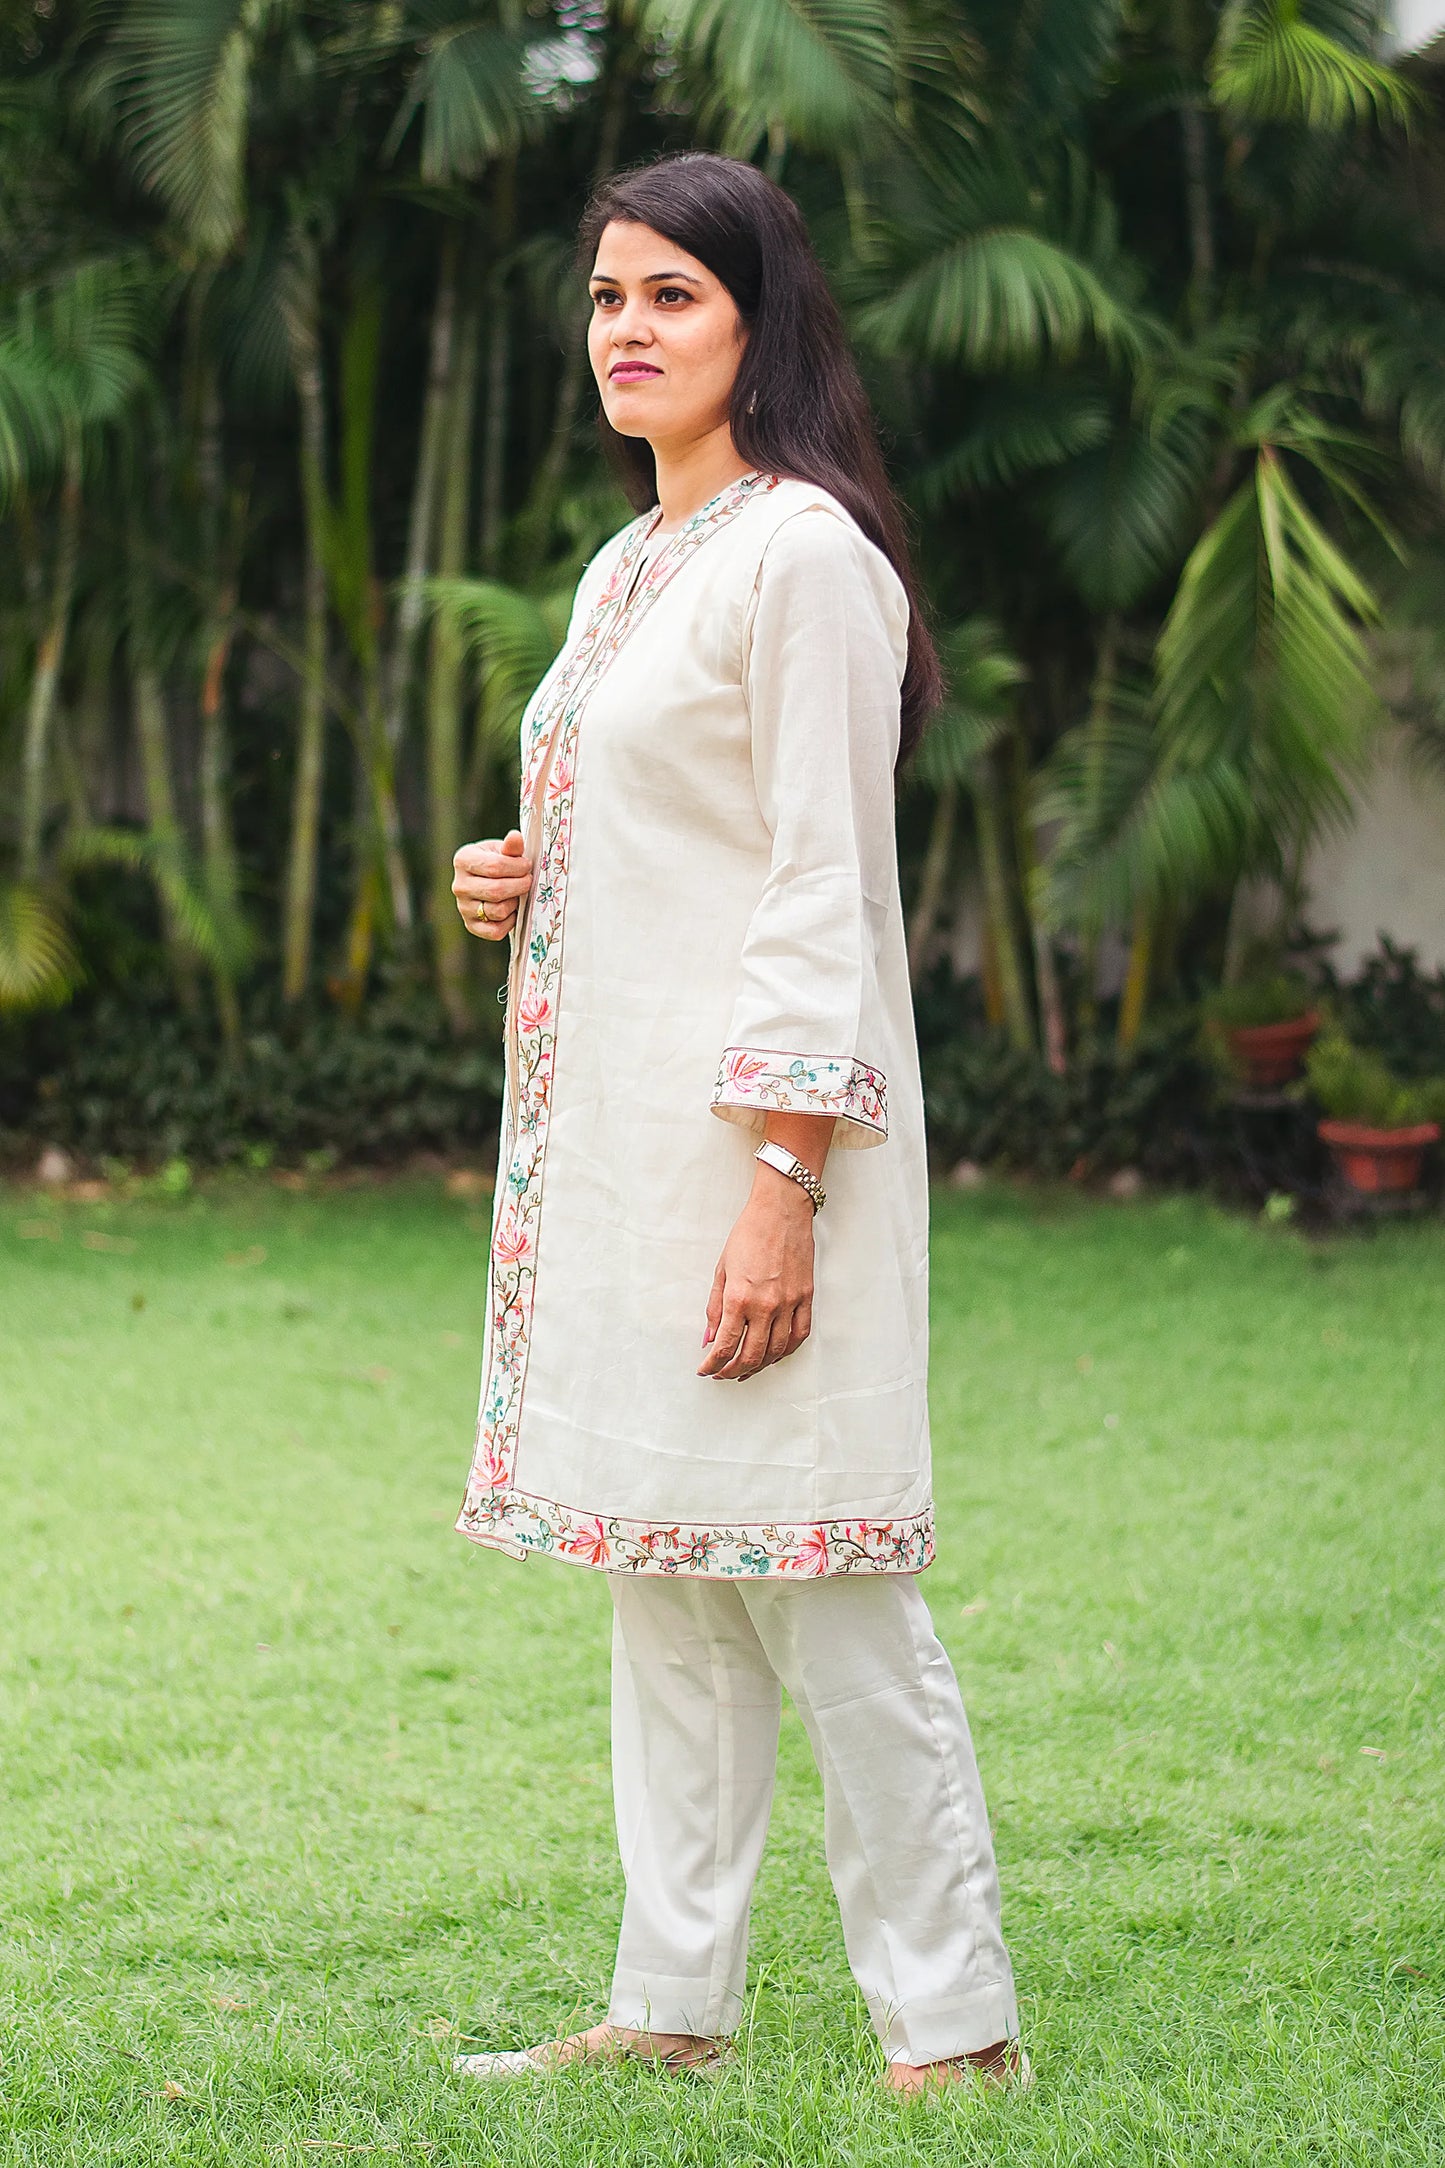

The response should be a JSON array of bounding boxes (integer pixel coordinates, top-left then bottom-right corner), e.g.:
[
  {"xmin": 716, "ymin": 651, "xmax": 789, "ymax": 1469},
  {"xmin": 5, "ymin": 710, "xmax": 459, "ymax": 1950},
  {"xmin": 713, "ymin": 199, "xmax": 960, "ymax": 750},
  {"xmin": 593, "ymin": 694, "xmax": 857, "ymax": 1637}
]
[
  {"xmin": 1203, "ymin": 972, "xmax": 1319, "ymax": 1089},
  {"xmin": 1305, "ymin": 1029, "xmax": 1445, "ymax": 1195}
]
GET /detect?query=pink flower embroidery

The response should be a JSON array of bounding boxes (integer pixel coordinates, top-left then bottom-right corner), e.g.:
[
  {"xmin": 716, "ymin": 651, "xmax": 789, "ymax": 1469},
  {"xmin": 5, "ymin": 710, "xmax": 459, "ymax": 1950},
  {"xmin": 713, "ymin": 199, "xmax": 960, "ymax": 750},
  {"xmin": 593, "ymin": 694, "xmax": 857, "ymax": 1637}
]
[
  {"xmin": 518, "ymin": 990, "xmax": 552, "ymax": 1035},
  {"xmin": 492, "ymin": 1214, "xmax": 532, "ymax": 1267},
  {"xmin": 560, "ymin": 1517, "xmax": 611, "ymax": 1567},
  {"xmin": 782, "ymin": 1526, "xmax": 833, "ymax": 1576},
  {"xmin": 724, "ymin": 1049, "xmax": 770, "ymax": 1088}
]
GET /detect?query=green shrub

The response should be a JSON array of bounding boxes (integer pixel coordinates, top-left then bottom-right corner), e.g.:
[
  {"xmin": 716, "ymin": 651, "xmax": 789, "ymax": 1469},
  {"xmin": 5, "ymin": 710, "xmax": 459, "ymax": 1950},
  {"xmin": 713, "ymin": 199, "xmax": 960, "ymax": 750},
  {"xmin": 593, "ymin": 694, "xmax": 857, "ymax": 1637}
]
[
  {"xmin": 1320, "ymin": 938, "xmax": 1445, "ymax": 1079},
  {"xmin": 921, "ymin": 1011, "xmax": 1220, "ymax": 1181},
  {"xmin": 1305, "ymin": 1027, "xmax": 1445, "ymax": 1129},
  {"xmin": 0, "ymin": 978, "xmax": 505, "ymax": 1168},
  {"xmin": 1202, "ymin": 972, "xmax": 1316, "ymax": 1032}
]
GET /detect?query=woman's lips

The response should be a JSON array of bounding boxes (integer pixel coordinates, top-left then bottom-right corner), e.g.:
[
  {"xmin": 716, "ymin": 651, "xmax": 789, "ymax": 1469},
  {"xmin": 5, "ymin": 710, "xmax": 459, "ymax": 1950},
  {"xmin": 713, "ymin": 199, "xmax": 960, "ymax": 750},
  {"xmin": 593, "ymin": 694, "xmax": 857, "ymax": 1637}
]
[{"xmin": 609, "ymin": 364, "xmax": 662, "ymax": 382}]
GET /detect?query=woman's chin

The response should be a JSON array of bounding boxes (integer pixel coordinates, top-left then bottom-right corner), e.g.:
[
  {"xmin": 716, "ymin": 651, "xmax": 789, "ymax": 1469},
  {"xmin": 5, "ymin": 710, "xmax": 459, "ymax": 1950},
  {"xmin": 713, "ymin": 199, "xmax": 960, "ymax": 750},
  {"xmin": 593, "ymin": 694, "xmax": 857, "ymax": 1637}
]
[{"xmin": 602, "ymin": 402, "xmax": 661, "ymax": 439}]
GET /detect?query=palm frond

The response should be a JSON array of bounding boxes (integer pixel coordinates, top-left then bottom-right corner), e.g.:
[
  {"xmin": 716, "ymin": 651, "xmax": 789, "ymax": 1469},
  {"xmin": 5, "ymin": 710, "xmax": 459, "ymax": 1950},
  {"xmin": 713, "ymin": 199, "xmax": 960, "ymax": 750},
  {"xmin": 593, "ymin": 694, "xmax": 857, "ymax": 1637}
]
[
  {"xmin": 910, "ymin": 616, "xmax": 1025, "ymax": 790},
  {"xmin": 384, "ymin": 24, "xmax": 540, "ymax": 180},
  {"xmin": 103, "ymin": 0, "xmax": 274, "ymax": 256},
  {"xmin": 1042, "ymin": 712, "xmax": 1254, "ymax": 927},
  {"xmin": 421, "ymin": 577, "xmax": 572, "ymax": 758},
  {"xmin": 917, "ymin": 382, "xmax": 1113, "ymax": 503},
  {"xmin": 856, "ymin": 226, "xmax": 1149, "ymax": 369},
  {"xmin": 628, "ymin": 0, "xmax": 901, "ymax": 155},
  {"xmin": 1038, "ymin": 399, "xmax": 1212, "ymax": 611},
  {"xmin": 965, "ymin": 0, "xmax": 1127, "ymax": 126},
  {"xmin": 62, "ymin": 826, "xmax": 242, "ymax": 970},
  {"xmin": 1155, "ymin": 444, "xmax": 1382, "ymax": 820},
  {"xmin": 1210, "ymin": 2, "xmax": 1415, "ymax": 132},
  {"xmin": 0, "ymin": 882, "xmax": 81, "ymax": 1013},
  {"xmin": 0, "ymin": 259, "xmax": 152, "ymax": 500}
]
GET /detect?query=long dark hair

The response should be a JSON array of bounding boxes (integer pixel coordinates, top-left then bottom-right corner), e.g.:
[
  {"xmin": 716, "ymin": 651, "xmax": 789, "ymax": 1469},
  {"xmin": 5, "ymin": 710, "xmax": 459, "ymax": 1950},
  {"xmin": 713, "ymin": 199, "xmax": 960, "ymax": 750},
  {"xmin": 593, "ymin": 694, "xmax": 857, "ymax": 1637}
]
[{"xmin": 576, "ymin": 152, "xmax": 941, "ymax": 769}]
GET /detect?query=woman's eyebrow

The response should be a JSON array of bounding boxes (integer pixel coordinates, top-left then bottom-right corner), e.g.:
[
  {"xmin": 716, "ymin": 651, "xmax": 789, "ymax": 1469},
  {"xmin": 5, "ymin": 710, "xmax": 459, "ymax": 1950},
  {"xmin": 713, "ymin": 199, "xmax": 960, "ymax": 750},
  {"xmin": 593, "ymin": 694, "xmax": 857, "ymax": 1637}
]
[{"xmin": 589, "ymin": 270, "xmax": 702, "ymax": 286}]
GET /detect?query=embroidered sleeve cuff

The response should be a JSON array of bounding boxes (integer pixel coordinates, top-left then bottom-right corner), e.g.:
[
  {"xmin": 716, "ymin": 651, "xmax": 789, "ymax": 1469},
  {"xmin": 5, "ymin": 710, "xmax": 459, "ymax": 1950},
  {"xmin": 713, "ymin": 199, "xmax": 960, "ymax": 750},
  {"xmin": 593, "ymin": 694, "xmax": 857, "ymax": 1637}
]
[{"xmin": 709, "ymin": 1045, "xmax": 888, "ymax": 1148}]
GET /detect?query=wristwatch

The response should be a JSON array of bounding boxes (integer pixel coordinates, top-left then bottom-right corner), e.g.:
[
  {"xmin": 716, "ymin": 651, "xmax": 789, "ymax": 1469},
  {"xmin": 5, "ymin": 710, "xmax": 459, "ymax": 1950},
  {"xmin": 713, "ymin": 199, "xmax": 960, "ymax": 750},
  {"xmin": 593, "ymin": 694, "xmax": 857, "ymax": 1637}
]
[{"xmin": 754, "ymin": 1139, "xmax": 827, "ymax": 1213}]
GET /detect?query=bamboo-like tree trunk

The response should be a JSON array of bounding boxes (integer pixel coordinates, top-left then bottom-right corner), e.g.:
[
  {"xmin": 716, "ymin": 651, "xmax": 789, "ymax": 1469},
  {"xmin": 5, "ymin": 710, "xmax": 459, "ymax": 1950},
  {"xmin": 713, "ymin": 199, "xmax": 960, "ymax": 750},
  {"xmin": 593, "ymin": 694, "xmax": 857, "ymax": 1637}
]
[
  {"xmin": 1010, "ymin": 734, "xmax": 1067, "ymax": 1075},
  {"xmin": 1117, "ymin": 899, "xmax": 1153, "ymax": 1052},
  {"xmin": 519, "ymin": 58, "xmax": 629, "ymax": 578},
  {"xmin": 427, "ymin": 287, "xmax": 481, "ymax": 1032},
  {"xmin": 19, "ymin": 442, "xmax": 82, "ymax": 882},
  {"xmin": 126, "ymin": 505, "xmax": 200, "ymax": 1011},
  {"xmin": 478, "ymin": 156, "xmax": 516, "ymax": 578},
  {"xmin": 196, "ymin": 377, "xmax": 246, "ymax": 1048},
  {"xmin": 58, "ymin": 611, "xmax": 109, "ymax": 829},
  {"xmin": 281, "ymin": 239, "xmax": 332, "ymax": 1006},
  {"xmin": 132, "ymin": 657, "xmax": 200, "ymax": 1010},
  {"xmin": 1170, "ymin": 0, "xmax": 1215, "ymax": 315},
  {"xmin": 1077, "ymin": 612, "xmax": 1120, "ymax": 1037},
  {"xmin": 336, "ymin": 740, "xmax": 381, "ymax": 1017},
  {"xmin": 972, "ymin": 750, "xmax": 1034, "ymax": 1054},
  {"xmin": 380, "ymin": 229, "xmax": 459, "ymax": 791},
  {"xmin": 979, "ymin": 917, "xmax": 1006, "ymax": 1031},
  {"xmin": 906, "ymin": 781, "xmax": 957, "ymax": 986}
]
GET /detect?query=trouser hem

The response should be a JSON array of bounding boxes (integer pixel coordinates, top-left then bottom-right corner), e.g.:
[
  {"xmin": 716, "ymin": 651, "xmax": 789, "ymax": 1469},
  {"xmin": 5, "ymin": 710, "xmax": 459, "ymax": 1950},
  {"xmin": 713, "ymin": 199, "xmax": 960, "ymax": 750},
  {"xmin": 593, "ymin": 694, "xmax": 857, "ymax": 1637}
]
[
  {"xmin": 608, "ymin": 1968, "xmax": 741, "ymax": 2040},
  {"xmin": 869, "ymin": 1979, "xmax": 1021, "ymax": 2063}
]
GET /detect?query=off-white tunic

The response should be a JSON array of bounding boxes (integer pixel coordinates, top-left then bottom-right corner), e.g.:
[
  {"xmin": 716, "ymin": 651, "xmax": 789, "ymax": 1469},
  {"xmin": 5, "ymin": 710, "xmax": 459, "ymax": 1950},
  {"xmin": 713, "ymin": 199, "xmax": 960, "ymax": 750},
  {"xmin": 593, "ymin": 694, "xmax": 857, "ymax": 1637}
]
[{"xmin": 456, "ymin": 472, "xmax": 933, "ymax": 1577}]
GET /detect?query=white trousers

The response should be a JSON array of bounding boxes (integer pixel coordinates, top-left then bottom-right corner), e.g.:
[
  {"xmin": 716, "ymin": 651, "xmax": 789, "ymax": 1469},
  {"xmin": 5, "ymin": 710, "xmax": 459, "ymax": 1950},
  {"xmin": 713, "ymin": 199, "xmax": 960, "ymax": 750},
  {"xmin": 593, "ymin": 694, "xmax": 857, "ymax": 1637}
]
[{"xmin": 605, "ymin": 1572, "xmax": 1019, "ymax": 2064}]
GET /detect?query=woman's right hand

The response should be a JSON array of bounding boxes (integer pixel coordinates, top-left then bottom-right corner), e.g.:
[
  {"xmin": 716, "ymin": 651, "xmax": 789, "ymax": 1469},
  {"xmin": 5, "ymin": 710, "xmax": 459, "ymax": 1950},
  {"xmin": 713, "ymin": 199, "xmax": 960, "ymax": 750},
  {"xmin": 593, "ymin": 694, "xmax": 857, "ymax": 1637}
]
[{"xmin": 452, "ymin": 830, "xmax": 534, "ymax": 942}]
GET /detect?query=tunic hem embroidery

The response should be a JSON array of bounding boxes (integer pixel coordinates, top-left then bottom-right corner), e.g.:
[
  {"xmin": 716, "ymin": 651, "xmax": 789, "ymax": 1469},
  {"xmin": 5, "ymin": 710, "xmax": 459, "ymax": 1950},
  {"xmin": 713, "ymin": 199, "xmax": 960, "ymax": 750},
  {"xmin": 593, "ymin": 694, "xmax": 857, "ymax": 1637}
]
[
  {"xmin": 455, "ymin": 1488, "xmax": 934, "ymax": 1577},
  {"xmin": 710, "ymin": 1042, "xmax": 887, "ymax": 1140}
]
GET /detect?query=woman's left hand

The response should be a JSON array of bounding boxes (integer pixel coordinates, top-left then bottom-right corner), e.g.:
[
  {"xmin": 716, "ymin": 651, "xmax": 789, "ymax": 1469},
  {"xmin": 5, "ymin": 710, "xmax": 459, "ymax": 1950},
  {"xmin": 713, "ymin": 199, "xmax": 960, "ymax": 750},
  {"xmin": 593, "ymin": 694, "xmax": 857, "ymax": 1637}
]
[{"xmin": 697, "ymin": 1174, "xmax": 815, "ymax": 1381}]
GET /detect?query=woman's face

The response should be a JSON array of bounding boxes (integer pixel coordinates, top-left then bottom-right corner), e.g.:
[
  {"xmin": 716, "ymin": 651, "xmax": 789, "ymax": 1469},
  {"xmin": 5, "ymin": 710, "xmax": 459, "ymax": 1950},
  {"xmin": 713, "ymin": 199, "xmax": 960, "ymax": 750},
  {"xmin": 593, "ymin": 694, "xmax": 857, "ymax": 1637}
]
[{"xmin": 587, "ymin": 219, "xmax": 747, "ymax": 451}]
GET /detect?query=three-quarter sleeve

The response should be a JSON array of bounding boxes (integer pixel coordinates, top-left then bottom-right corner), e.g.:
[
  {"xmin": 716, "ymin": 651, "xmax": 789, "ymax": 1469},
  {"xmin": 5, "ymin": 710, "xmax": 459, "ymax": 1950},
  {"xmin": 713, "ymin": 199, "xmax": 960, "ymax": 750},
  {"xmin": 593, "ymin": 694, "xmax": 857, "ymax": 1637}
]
[{"xmin": 709, "ymin": 506, "xmax": 908, "ymax": 1151}]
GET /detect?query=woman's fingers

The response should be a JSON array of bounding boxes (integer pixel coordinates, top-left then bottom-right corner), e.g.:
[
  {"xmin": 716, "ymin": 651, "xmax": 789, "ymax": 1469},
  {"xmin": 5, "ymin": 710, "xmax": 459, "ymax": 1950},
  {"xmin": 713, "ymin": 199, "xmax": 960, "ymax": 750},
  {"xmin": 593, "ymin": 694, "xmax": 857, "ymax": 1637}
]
[
  {"xmin": 703, "ymin": 1308, "xmax": 764, "ymax": 1380},
  {"xmin": 460, "ymin": 902, "xmax": 517, "ymax": 943},
  {"xmin": 453, "ymin": 835, "xmax": 531, "ymax": 881},
  {"xmin": 698, "ymin": 1289, "xmax": 808, "ymax": 1380},
  {"xmin": 451, "ymin": 870, "xmax": 532, "ymax": 908},
  {"xmin": 452, "ymin": 836, "xmax": 533, "ymax": 940}
]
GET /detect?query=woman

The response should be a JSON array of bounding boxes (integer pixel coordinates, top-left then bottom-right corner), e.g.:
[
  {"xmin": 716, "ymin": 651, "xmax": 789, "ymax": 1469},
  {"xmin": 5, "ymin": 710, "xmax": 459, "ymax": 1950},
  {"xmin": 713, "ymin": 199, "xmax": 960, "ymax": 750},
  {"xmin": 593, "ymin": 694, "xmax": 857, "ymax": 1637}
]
[{"xmin": 448, "ymin": 152, "xmax": 1027, "ymax": 2096}]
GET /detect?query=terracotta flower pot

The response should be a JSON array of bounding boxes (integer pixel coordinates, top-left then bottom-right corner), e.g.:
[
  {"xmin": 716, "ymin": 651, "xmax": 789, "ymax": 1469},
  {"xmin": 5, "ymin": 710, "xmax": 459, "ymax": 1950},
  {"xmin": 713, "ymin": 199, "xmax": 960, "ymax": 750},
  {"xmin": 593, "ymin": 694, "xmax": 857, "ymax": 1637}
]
[
  {"xmin": 1225, "ymin": 1010, "xmax": 1319, "ymax": 1089},
  {"xmin": 1317, "ymin": 1118, "xmax": 1441, "ymax": 1194}
]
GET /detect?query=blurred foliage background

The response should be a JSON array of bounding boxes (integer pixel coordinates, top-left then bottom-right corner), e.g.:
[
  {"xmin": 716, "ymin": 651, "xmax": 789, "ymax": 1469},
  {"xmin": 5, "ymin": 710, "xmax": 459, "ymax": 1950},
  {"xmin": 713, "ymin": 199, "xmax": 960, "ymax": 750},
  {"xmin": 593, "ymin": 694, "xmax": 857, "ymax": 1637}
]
[{"xmin": 2, "ymin": 0, "xmax": 1445, "ymax": 1168}]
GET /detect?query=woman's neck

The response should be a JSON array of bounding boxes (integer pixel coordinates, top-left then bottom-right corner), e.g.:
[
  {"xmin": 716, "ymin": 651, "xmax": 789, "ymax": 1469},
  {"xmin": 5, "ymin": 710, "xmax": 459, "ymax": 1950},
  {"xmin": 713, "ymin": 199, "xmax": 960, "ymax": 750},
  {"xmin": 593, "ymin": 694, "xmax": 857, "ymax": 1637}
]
[{"xmin": 649, "ymin": 424, "xmax": 754, "ymax": 534}]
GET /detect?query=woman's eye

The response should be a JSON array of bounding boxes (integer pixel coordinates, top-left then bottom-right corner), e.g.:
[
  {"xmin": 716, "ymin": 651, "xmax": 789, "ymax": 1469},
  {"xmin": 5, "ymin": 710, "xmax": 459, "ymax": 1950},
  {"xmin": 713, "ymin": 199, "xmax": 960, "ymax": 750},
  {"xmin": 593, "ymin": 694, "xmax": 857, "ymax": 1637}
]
[{"xmin": 656, "ymin": 287, "xmax": 689, "ymax": 304}]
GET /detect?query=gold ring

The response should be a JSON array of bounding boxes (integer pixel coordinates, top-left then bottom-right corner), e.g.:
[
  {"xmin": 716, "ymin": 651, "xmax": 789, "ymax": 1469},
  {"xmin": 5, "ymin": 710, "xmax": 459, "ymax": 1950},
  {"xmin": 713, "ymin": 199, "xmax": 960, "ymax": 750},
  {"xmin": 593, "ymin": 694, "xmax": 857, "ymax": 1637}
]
[{"xmin": 475, "ymin": 901, "xmax": 491, "ymax": 924}]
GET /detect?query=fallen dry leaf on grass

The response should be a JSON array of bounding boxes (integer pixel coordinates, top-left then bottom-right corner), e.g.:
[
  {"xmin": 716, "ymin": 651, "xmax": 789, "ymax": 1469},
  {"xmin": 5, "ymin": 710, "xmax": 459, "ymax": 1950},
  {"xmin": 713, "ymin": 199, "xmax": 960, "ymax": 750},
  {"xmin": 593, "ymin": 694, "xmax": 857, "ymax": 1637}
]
[
  {"xmin": 226, "ymin": 1245, "xmax": 268, "ymax": 1268},
  {"xmin": 82, "ymin": 1231, "xmax": 137, "ymax": 1253},
  {"xmin": 17, "ymin": 1222, "xmax": 61, "ymax": 1241}
]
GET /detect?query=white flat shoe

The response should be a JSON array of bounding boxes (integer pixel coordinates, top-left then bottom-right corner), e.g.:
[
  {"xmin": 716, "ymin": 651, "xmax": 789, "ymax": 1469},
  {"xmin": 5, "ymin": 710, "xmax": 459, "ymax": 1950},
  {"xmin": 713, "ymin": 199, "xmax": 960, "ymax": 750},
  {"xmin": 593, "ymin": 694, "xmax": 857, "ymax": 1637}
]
[{"xmin": 452, "ymin": 2038, "xmax": 730, "ymax": 2081}]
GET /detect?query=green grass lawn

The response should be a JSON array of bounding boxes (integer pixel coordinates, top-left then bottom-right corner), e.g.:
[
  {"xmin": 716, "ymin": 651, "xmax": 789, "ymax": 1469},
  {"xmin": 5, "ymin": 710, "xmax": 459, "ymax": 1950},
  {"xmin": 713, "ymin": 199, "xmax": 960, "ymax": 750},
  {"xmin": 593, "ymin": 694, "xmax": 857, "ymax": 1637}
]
[{"xmin": 1, "ymin": 1174, "xmax": 1442, "ymax": 2165}]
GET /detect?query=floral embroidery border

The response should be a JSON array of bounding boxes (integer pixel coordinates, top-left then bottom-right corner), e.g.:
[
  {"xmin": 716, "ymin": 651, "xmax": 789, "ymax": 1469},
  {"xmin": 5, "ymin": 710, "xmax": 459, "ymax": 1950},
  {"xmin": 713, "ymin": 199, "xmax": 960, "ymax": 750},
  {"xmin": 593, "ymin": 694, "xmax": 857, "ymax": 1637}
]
[
  {"xmin": 458, "ymin": 471, "xmax": 783, "ymax": 1530},
  {"xmin": 460, "ymin": 1485, "xmax": 934, "ymax": 1578},
  {"xmin": 711, "ymin": 1044, "xmax": 888, "ymax": 1139}
]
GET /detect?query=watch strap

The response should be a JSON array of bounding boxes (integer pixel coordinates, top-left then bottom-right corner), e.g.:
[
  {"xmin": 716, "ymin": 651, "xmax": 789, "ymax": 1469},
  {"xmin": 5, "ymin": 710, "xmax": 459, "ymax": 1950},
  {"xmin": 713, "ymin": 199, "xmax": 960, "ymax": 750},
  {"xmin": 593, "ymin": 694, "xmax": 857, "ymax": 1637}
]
[{"xmin": 753, "ymin": 1139, "xmax": 826, "ymax": 1212}]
